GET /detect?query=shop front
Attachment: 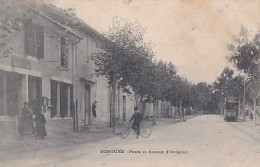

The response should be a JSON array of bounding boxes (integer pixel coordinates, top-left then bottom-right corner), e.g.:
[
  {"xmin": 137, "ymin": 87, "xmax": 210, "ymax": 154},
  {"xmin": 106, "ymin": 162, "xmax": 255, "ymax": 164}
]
[{"xmin": 0, "ymin": 70, "xmax": 43, "ymax": 143}]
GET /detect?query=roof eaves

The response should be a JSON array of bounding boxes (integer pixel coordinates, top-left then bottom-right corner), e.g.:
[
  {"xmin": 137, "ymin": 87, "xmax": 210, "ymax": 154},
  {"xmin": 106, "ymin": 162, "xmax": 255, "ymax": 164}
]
[
  {"xmin": 43, "ymin": 3, "xmax": 111, "ymax": 44},
  {"xmin": 44, "ymin": 3, "xmax": 80, "ymax": 23},
  {"xmin": 76, "ymin": 21, "xmax": 112, "ymax": 44},
  {"xmin": 21, "ymin": 2, "xmax": 82, "ymax": 40}
]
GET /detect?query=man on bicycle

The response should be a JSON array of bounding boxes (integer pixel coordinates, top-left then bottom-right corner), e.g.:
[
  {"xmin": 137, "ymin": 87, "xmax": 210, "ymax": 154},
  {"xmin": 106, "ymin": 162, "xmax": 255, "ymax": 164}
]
[{"xmin": 129, "ymin": 107, "xmax": 143, "ymax": 138}]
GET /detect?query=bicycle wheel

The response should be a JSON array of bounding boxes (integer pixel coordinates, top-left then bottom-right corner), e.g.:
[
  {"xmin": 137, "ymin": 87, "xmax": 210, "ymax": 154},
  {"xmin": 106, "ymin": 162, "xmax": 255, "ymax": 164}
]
[
  {"xmin": 121, "ymin": 127, "xmax": 130, "ymax": 139},
  {"xmin": 140, "ymin": 126, "xmax": 152, "ymax": 138}
]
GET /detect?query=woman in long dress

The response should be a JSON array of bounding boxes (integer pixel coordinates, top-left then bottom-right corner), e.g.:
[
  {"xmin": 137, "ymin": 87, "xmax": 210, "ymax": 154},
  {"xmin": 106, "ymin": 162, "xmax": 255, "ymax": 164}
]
[
  {"xmin": 34, "ymin": 110, "xmax": 47, "ymax": 139},
  {"xmin": 18, "ymin": 102, "xmax": 33, "ymax": 136}
]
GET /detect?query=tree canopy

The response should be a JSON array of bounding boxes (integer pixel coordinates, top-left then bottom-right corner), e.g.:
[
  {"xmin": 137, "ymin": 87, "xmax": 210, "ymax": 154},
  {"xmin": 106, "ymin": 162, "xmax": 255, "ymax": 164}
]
[
  {"xmin": 0, "ymin": 0, "xmax": 25, "ymax": 57},
  {"xmin": 91, "ymin": 18, "xmax": 154, "ymax": 87},
  {"xmin": 227, "ymin": 26, "xmax": 260, "ymax": 77}
]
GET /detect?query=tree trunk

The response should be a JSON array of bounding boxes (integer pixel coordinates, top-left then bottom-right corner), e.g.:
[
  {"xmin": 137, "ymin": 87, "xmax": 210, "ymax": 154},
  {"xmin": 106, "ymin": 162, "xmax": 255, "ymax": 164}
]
[
  {"xmin": 238, "ymin": 97, "xmax": 241, "ymax": 117},
  {"xmin": 140, "ymin": 96, "xmax": 144, "ymax": 115},
  {"xmin": 154, "ymin": 100, "xmax": 158, "ymax": 118},
  {"xmin": 134, "ymin": 92, "xmax": 140, "ymax": 108},
  {"xmin": 153, "ymin": 102, "xmax": 156, "ymax": 117},
  {"xmin": 151, "ymin": 100, "xmax": 156, "ymax": 125},
  {"xmin": 174, "ymin": 102, "xmax": 177, "ymax": 119},
  {"xmin": 253, "ymin": 98, "xmax": 256, "ymax": 125},
  {"xmin": 179, "ymin": 100, "xmax": 183, "ymax": 118},
  {"xmin": 111, "ymin": 73, "xmax": 117, "ymax": 133}
]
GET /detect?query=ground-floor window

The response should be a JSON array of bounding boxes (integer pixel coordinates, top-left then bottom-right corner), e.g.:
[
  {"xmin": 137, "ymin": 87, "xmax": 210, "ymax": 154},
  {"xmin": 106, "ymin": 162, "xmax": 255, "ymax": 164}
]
[
  {"xmin": 51, "ymin": 80, "xmax": 58, "ymax": 117},
  {"xmin": 0, "ymin": 71, "xmax": 21, "ymax": 116},
  {"xmin": 51, "ymin": 80, "xmax": 73, "ymax": 118},
  {"xmin": 60, "ymin": 82, "xmax": 69, "ymax": 117}
]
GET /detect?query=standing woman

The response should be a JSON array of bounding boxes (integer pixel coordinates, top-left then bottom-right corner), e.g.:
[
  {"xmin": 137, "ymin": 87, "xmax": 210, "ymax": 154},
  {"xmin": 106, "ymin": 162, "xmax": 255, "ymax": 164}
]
[
  {"xmin": 18, "ymin": 102, "xmax": 33, "ymax": 137},
  {"xmin": 92, "ymin": 101, "xmax": 97, "ymax": 118},
  {"xmin": 34, "ymin": 110, "xmax": 47, "ymax": 139},
  {"xmin": 31, "ymin": 99, "xmax": 41, "ymax": 136}
]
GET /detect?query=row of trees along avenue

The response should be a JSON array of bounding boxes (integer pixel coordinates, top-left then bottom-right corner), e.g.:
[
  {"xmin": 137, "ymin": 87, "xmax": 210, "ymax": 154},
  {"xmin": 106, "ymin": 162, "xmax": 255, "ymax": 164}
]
[
  {"xmin": 91, "ymin": 18, "xmax": 219, "ymax": 133},
  {"xmin": 0, "ymin": 1, "xmax": 217, "ymax": 132},
  {"xmin": 2, "ymin": 1, "xmax": 258, "ymax": 130}
]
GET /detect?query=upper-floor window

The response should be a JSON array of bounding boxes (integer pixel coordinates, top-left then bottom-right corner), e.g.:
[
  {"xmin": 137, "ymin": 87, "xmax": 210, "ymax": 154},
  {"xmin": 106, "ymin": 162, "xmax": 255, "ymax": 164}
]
[
  {"xmin": 24, "ymin": 21, "xmax": 44, "ymax": 59},
  {"xmin": 85, "ymin": 37, "xmax": 90, "ymax": 63},
  {"xmin": 60, "ymin": 37, "xmax": 69, "ymax": 70}
]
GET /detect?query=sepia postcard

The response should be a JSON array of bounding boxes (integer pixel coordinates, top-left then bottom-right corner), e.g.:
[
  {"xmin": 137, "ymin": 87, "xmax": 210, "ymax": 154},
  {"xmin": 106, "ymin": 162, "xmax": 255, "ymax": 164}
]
[{"xmin": 0, "ymin": 0, "xmax": 259, "ymax": 167}]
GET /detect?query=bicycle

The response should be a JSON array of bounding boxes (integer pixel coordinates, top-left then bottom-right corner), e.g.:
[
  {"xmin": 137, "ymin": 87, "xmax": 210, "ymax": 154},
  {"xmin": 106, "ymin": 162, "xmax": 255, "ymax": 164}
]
[{"xmin": 121, "ymin": 122, "xmax": 152, "ymax": 139}]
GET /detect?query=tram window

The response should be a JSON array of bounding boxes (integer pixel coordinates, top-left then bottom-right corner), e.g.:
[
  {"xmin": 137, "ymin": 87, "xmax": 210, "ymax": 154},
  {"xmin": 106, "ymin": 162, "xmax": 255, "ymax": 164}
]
[{"xmin": 226, "ymin": 103, "xmax": 238, "ymax": 110}]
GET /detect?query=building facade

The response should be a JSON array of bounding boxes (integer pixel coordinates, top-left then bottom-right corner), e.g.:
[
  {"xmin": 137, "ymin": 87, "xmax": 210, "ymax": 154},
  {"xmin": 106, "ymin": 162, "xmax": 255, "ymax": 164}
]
[
  {"xmin": 40, "ymin": 3, "xmax": 136, "ymax": 128},
  {"xmin": 0, "ymin": 1, "xmax": 136, "ymax": 143}
]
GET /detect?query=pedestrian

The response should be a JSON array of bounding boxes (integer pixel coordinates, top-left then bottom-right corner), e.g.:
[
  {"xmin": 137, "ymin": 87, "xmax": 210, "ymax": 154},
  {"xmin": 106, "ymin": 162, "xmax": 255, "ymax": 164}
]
[
  {"xmin": 92, "ymin": 101, "xmax": 97, "ymax": 118},
  {"xmin": 18, "ymin": 102, "xmax": 33, "ymax": 137},
  {"xmin": 152, "ymin": 115, "xmax": 156, "ymax": 125},
  {"xmin": 182, "ymin": 109, "xmax": 185, "ymax": 121},
  {"xmin": 32, "ymin": 98, "xmax": 42, "ymax": 115},
  {"xmin": 129, "ymin": 107, "xmax": 143, "ymax": 139},
  {"xmin": 34, "ymin": 110, "xmax": 47, "ymax": 140},
  {"xmin": 31, "ymin": 99, "xmax": 42, "ymax": 136}
]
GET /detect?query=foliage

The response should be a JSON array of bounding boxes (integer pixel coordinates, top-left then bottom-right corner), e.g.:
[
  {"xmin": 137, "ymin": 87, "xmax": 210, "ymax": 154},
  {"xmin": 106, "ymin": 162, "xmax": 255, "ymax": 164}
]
[
  {"xmin": 150, "ymin": 61, "xmax": 177, "ymax": 102},
  {"xmin": 91, "ymin": 17, "xmax": 154, "ymax": 87},
  {"xmin": 227, "ymin": 26, "xmax": 260, "ymax": 77},
  {"xmin": 213, "ymin": 67, "xmax": 244, "ymax": 98},
  {"xmin": 91, "ymin": 17, "xmax": 154, "ymax": 130},
  {"xmin": 0, "ymin": 0, "xmax": 25, "ymax": 57},
  {"xmin": 191, "ymin": 82, "xmax": 211, "ymax": 111},
  {"xmin": 213, "ymin": 67, "xmax": 235, "ymax": 97}
]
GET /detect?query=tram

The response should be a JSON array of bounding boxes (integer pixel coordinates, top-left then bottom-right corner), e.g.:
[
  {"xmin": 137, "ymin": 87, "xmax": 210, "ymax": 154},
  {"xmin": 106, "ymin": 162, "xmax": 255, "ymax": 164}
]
[{"xmin": 224, "ymin": 97, "xmax": 238, "ymax": 121}]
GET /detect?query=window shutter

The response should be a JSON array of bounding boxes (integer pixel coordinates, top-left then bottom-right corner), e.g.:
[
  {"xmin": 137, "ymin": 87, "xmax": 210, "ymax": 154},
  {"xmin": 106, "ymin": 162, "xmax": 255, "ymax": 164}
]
[
  {"xmin": 60, "ymin": 37, "xmax": 69, "ymax": 70},
  {"xmin": 30, "ymin": 23, "xmax": 36, "ymax": 57},
  {"xmin": 24, "ymin": 22, "xmax": 30, "ymax": 56},
  {"xmin": 36, "ymin": 25, "xmax": 44, "ymax": 59},
  {"xmin": 24, "ymin": 21, "xmax": 36, "ymax": 57}
]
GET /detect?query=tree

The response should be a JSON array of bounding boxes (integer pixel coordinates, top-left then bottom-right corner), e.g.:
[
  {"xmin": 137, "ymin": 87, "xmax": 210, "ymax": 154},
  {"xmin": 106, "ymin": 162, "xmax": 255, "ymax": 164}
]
[
  {"xmin": 207, "ymin": 85, "xmax": 220, "ymax": 114},
  {"xmin": 151, "ymin": 61, "xmax": 176, "ymax": 101},
  {"xmin": 213, "ymin": 67, "xmax": 244, "ymax": 99},
  {"xmin": 119, "ymin": 49, "xmax": 154, "ymax": 103},
  {"xmin": 227, "ymin": 27, "xmax": 260, "ymax": 118},
  {"xmin": 0, "ymin": 0, "xmax": 25, "ymax": 57},
  {"xmin": 194, "ymin": 82, "xmax": 211, "ymax": 113},
  {"xmin": 227, "ymin": 26, "xmax": 259, "ymax": 77},
  {"xmin": 213, "ymin": 67, "xmax": 239, "ymax": 97},
  {"xmin": 166, "ymin": 76, "xmax": 191, "ymax": 116},
  {"xmin": 212, "ymin": 67, "xmax": 247, "ymax": 116},
  {"xmin": 91, "ymin": 18, "xmax": 154, "ymax": 133}
]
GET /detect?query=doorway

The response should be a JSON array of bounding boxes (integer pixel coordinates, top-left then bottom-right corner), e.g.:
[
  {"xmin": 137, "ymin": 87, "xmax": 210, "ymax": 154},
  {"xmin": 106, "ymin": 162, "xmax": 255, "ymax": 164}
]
[
  {"xmin": 28, "ymin": 75, "xmax": 42, "ymax": 105},
  {"xmin": 84, "ymin": 84, "xmax": 91, "ymax": 125}
]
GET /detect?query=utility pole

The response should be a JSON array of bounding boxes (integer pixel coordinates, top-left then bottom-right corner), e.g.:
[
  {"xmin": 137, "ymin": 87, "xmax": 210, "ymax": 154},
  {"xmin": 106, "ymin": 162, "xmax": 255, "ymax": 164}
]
[
  {"xmin": 242, "ymin": 73, "xmax": 251, "ymax": 121},
  {"xmin": 242, "ymin": 76, "xmax": 246, "ymax": 121},
  {"xmin": 72, "ymin": 25, "xmax": 81, "ymax": 131}
]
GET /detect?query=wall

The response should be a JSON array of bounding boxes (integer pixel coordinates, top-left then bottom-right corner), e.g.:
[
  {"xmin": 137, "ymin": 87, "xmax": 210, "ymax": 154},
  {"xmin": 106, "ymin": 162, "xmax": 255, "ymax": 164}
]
[
  {"xmin": 74, "ymin": 29, "xmax": 136, "ymax": 127},
  {"xmin": 116, "ymin": 89, "xmax": 135, "ymax": 123},
  {"xmin": 0, "ymin": 9, "xmax": 76, "ymax": 142}
]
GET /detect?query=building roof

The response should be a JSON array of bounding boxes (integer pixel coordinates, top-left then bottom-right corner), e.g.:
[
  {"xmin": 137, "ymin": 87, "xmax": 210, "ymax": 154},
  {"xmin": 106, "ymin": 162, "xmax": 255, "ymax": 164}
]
[
  {"xmin": 43, "ymin": 3, "xmax": 110, "ymax": 43},
  {"xmin": 21, "ymin": 1, "xmax": 82, "ymax": 40},
  {"xmin": 22, "ymin": 1, "xmax": 112, "ymax": 46}
]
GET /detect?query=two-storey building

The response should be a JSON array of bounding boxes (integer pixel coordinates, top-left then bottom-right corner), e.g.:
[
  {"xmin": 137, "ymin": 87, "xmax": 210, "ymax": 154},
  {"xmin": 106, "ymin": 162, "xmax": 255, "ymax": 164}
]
[{"xmin": 0, "ymin": 0, "xmax": 136, "ymax": 143}]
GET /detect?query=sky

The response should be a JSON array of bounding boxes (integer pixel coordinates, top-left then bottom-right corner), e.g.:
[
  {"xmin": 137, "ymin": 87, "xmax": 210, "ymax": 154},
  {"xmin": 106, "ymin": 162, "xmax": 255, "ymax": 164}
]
[{"xmin": 46, "ymin": 0, "xmax": 260, "ymax": 84}]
